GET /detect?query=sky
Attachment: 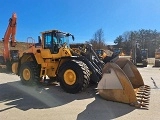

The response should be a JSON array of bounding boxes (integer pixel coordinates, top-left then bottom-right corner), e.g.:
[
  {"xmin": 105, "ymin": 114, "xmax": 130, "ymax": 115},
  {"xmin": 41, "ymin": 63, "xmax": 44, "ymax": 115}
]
[{"xmin": 0, "ymin": 0, "xmax": 160, "ymax": 45}]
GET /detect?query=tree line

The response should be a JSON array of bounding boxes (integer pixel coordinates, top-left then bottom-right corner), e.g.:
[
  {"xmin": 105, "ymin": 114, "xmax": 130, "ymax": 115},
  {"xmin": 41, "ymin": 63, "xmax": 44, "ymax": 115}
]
[{"xmin": 87, "ymin": 28, "xmax": 160, "ymax": 57}]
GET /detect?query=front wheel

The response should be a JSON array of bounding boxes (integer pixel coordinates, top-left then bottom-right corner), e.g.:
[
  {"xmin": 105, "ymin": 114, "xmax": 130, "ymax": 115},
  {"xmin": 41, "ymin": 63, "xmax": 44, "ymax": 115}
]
[
  {"xmin": 19, "ymin": 62, "xmax": 40, "ymax": 85},
  {"xmin": 58, "ymin": 60, "xmax": 90, "ymax": 94}
]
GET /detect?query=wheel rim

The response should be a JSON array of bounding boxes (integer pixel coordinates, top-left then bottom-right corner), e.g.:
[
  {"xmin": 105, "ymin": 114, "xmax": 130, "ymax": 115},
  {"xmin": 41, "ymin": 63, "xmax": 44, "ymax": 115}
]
[
  {"xmin": 23, "ymin": 68, "xmax": 31, "ymax": 81},
  {"xmin": 64, "ymin": 69, "xmax": 76, "ymax": 85}
]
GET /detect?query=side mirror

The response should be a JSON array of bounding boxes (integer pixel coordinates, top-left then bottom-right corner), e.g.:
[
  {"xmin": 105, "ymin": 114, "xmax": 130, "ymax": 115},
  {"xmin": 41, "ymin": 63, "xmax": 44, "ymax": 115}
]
[
  {"xmin": 66, "ymin": 33, "xmax": 75, "ymax": 41},
  {"xmin": 72, "ymin": 35, "xmax": 75, "ymax": 41},
  {"xmin": 38, "ymin": 36, "xmax": 41, "ymax": 44}
]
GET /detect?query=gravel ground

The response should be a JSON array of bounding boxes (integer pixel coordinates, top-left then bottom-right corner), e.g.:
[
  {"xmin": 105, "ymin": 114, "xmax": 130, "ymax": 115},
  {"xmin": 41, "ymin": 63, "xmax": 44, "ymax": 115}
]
[{"xmin": 0, "ymin": 65, "xmax": 160, "ymax": 120}]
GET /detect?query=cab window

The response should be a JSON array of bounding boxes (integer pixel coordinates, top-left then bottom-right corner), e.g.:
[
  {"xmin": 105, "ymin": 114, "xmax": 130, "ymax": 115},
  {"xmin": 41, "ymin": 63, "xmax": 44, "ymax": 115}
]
[{"xmin": 44, "ymin": 33, "xmax": 52, "ymax": 48}]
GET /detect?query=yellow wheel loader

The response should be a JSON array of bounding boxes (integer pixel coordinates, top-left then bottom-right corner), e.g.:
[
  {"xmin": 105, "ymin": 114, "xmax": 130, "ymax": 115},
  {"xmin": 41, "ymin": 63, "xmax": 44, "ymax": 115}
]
[{"xmin": 12, "ymin": 30, "xmax": 150, "ymax": 108}]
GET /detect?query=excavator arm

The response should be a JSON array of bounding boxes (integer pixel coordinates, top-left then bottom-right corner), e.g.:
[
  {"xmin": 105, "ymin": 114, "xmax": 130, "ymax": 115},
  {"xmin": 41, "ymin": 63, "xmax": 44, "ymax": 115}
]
[{"xmin": 3, "ymin": 13, "xmax": 17, "ymax": 63}]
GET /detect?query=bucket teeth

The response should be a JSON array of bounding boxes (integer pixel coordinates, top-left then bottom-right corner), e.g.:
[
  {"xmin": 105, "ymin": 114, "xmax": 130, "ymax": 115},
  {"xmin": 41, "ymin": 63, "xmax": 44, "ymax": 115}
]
[
  {"xmin": 138, "ymin": 92, "xmax": 150, "ymax": 96},
  {"xmin": 140, "ymin": 85, "xmax": 150, "ymax": 89},
  {"xmin": 137, "ymin": 100, "xmax": 149, "ymax": 104},
  {"xmin": 138, "ymin": 85, "xmax": 151, "ymax": 95},
  {"xmin": 133, "ymin": 101, "xmax": 149, "ymax": 109},
  {"xmin": 137, "ymin": 90, "xmax": 150, "ymax": 94},
  {"xmin": 134, "ymin": 85, "xmax": 150, "ymax": 109},
  {"xmin": 139, "ymin": 87, "xmax": 150, "ymax": 90},
  {"xmin": 140, "ymin": 102, "xmax": 149, "ymax": 106},
  {"xmin": 133, "ymin": 103, "xmax": 148, "ymax": 109},
  {"xmin": 137, "ymin": 92, "xmax": 150, "ymax": 96},
  {"xmin": 137, "ymin": 99, "xmax": 149, "ymax": 103},
  {"xmin": 144, "ymin": 85, "xmax": 150, "ymax": 88},
  {"xmin": 137, "ymin": 95, "xmax": 150, "ymax": 99},
  {"xmin": 139, "ymin": 104, "xmax": 149, "ymax": 109},
  {"xmin": 138, "ymin": 90, "xmax": 150, "ymax": 94}
]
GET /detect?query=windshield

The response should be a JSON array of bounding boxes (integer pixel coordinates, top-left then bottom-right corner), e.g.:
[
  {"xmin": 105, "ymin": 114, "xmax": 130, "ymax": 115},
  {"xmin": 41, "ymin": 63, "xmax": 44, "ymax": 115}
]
[
  {"xmin": 44, "ymin": 32, "xmax": 73, "ymax": 48},
  {"xmin": 43, "ymin": 31, "xmax": 74, "ymax": 53},
  {"xmin": 56, "ymin": 33, "xmax": 70, "ymax": 47}
]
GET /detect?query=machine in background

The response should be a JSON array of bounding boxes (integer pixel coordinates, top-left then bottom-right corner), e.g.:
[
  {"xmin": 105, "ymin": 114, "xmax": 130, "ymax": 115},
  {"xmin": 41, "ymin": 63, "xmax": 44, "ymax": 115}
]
[
  {"xmin": 0, "ymin": 13, "xmax": 19, "ymax": 71},
  {"xmin": 154, "ymin": 47, "xmax": 160, "ymax": 67},
  {"xmin": 131, "ymin": 42, "xmax": 148, "ymax": 67}
]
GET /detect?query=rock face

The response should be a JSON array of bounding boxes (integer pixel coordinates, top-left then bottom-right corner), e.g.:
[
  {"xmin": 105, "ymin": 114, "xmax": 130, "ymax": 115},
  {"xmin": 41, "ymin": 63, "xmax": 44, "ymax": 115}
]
[{"xmin": 0, "ymin": 40, "xmax": 28, "ymax": 55}]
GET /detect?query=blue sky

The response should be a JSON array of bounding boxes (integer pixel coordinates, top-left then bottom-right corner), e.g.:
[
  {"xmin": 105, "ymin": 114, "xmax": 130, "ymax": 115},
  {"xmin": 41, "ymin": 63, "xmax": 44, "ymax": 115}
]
[{"xmin": 0, "ymin": 0, "xmax": 160, "ymax": 45}]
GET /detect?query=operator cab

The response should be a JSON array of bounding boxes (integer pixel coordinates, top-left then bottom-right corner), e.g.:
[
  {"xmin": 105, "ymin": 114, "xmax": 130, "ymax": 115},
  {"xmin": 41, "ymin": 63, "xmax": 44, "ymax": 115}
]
[{"xmin": 41, "ymin": 30, "xmax": 74, "ymax": 54}]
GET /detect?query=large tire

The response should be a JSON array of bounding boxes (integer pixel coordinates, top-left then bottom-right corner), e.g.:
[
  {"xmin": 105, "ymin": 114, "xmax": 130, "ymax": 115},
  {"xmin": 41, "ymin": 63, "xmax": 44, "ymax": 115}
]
[
  {"xmin": 20, "ymin": 62, "xmax": 40, "ymax": 85},
  {"xmin": 6, "ymin": 60, "xmax": 12, "ymax": 72},
  {"xmin": 58, "ymin": 60, "xmax": 90, "ymax": 94}
]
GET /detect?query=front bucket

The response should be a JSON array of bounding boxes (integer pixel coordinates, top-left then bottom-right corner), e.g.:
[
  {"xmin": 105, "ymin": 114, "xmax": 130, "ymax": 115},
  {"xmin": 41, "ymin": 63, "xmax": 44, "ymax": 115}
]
[
  {"xmin": 115, "ymin": 58, "xmax": 144, "ymax": 88},
  {"xmin": 98, "ymin": 59, "xmax": 150, "ymax": 109}
]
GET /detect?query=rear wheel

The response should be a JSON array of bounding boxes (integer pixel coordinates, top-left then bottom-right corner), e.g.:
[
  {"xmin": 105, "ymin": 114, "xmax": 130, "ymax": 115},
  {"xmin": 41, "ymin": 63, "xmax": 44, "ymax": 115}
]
[
  {"xmin": 20, "ymin": 62, "xmax": 40, "ymax": 85},
  {"xmin": 58, "ymin": 60, "xmax": 90, "ymax": 94}
]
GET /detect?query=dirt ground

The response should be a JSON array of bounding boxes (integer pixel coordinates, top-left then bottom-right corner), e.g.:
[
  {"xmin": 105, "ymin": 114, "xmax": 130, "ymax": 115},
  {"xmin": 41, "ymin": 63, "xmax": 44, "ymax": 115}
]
[{"xmin": 0, "ymin": 65, "xmax": 160, "ymax": 120}]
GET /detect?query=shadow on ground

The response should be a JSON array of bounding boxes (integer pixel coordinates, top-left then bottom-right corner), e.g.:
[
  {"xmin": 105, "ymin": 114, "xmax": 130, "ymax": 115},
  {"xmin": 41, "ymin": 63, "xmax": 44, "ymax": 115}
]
[
  {"xmin": 0, "ymin": 80, "xmax": 96, "ymax": 111},
  {"xmin": 77, "ymin": 95, "xmax": 135, "ymax": 120},
  {"xmin": 0, "ymin": 80, "xmax": 135, "ymax": 119}
]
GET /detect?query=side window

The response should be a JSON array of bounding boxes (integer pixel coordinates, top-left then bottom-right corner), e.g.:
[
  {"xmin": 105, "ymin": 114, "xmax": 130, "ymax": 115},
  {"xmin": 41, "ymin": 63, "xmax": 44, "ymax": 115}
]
[
  {"xmin": 52, "ymin": 36, "xmax": 60, "ymax": 54},
  {"xmin": 44, "ymin": 33, "xmax": 52, "ymax": 48}
]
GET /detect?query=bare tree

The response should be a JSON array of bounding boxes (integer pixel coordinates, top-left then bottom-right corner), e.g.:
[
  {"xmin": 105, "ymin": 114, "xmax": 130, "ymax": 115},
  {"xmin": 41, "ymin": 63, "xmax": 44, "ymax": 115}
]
[
  {"xmin": 114, "ymin": 29, "xmax": 160, "ymax": 57},
  {"xmin": 87, "ymin": 28, "xmax": 107, "ymax": 49}
]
